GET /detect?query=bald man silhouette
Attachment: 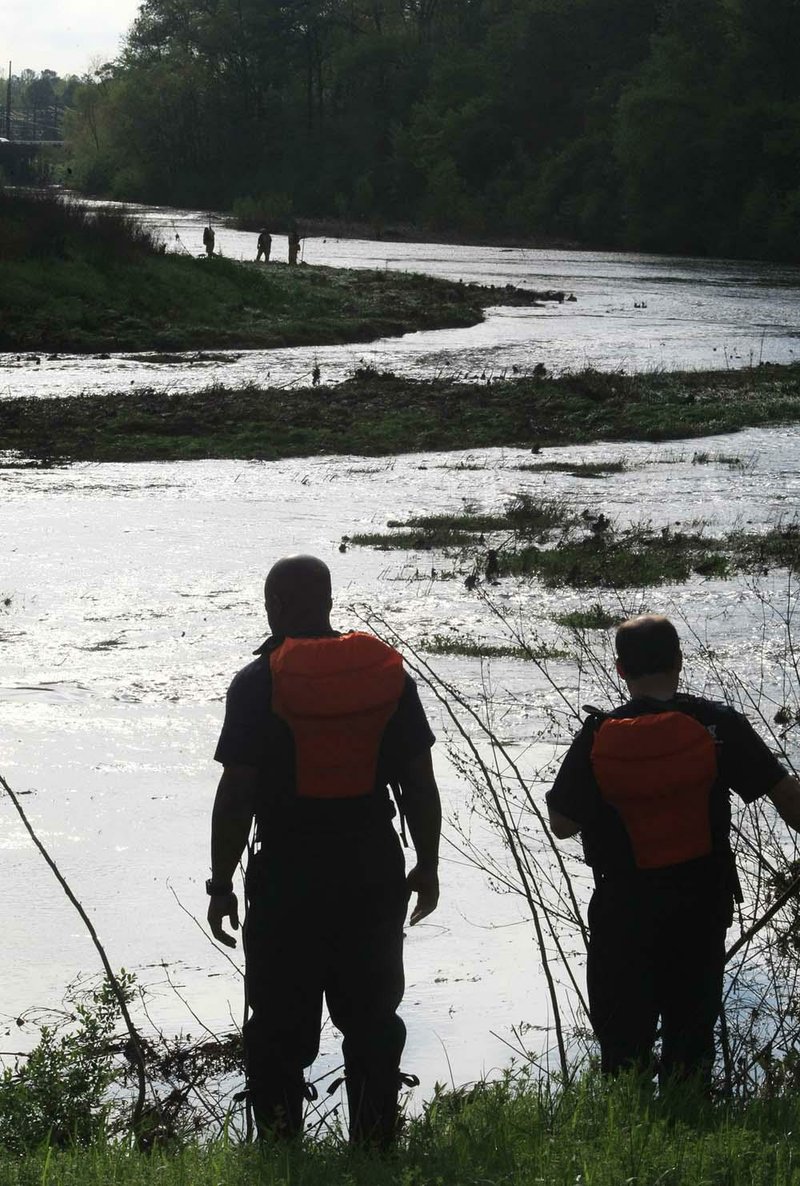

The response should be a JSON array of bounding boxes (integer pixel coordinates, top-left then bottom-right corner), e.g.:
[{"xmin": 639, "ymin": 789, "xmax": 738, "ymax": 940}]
[{"xmin": 208, "ymin": 555, "xmax": 441, "ymax": 1145}]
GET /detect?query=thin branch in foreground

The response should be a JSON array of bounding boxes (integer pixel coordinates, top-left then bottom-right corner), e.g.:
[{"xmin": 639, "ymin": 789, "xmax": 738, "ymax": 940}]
[{"xmin": 0, "ymin": 769, "xmax": 150, "ymax": 1142}]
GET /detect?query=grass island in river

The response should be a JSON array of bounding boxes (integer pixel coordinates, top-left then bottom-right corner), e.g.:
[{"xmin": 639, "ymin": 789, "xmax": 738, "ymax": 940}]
[{"xmin": 2, "ymin": 364, "xmax": 799, "ymax": 464}]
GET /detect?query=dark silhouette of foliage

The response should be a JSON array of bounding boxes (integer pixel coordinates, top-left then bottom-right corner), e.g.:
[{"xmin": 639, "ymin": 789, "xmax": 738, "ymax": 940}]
[{"xmin": 63, "ymin": 0, "xmax": 800, "ymax": 261}]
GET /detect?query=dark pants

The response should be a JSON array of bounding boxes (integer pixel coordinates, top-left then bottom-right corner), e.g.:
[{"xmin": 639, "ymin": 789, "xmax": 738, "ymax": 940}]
[
  {"xmin": 587, "ymin": 875, "xmax": 731, "ymax": 1086},
  {"xmin": 243, "ymin": 827, "xmax": 408, "ymax": 1144}
]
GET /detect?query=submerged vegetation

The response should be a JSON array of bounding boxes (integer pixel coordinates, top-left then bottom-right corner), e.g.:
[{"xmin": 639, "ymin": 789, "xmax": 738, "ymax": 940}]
[
  {"xmin": 421, "ymin": 632, "xmax": 565, "ymax": 661},
  {"xmin": 352, "ymin": 498, "xmax": 800, "ymax": 590},
  {"xmin": 553, "ymin": 604, "xmax": 624, "ymax": 630},
  {"xmin": 517, "ymin": 459, "xmax": 628, "ymax": 478},
  {"xmin": 0, "ymin": 191, "xmax": 549, "ymax": 353},
  {"xmin": 2, "ymin": 364, "xmax": 800, "ymax": 463}
]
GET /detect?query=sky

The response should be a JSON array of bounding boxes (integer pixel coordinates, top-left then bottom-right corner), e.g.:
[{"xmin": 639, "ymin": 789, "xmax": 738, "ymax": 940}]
[{"xmin": 2, "ymin": 0, "xmax": 142, "ymax": 78}]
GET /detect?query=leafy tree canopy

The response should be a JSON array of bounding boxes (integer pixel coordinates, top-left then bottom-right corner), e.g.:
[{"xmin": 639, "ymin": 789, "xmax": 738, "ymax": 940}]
[{"xmin": 63, "ymin": 0, "xmax": 800, "ymax": 260}]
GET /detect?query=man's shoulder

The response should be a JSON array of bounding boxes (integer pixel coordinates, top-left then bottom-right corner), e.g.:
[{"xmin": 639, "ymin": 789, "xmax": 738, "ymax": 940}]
[
  {"xmin": 227, "ymin": 652, "xmax": 272, "ymax": 697},
  {"xmin": 672, "ymin": 694, "xmax": 743, "ymax": 727},
  {"xmin": 602, "ymin": 695, "xmax": 739, "ymax": 722}
]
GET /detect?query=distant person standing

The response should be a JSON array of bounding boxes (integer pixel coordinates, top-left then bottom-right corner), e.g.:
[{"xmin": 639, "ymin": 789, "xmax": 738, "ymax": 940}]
[
  {"xmin": 203, "ymin": 225, "xmax": 215, "ymax": 257},
  {"xmin": 256, "ymin": 230, "xmax": 272, "ymax": 263},
  {"xmin": 288, "ymin": 226, "xmax": 301, "ymax": 266}
]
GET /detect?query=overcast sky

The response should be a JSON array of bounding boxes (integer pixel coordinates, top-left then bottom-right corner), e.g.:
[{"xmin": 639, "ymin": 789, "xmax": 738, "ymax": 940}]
[{"xmin": 3, "ymin": 0, "xmax": 142, "ymax": 78}]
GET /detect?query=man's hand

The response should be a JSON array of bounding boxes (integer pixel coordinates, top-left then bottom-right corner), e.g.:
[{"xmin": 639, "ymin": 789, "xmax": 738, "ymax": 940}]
[
  {"xmin": 207, "ymin": 891, "xmax": 240, "ymax": 948},
  {"xmin": 406, "ymin": 864, "xmax": 439, "ymax": 926}
]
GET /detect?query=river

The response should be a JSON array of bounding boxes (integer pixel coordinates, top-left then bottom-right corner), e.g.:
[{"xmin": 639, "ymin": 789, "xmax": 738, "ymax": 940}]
[
  {"xmin": 1, "ymin": 198, "xmax": 799, "ymax": 399},
  {"xmin": 1, "ymin": 202, "xmax": 799, "ymax": 1119}
]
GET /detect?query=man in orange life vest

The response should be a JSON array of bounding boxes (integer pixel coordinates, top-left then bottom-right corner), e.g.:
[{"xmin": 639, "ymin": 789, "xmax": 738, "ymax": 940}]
[
  {"xmin": 547, "ymin": 614, "xmax": 800, "ymax": 1084},
  {"xmin": 207, "ymin": 555, "xmax": 441, "ymax": 1143}
]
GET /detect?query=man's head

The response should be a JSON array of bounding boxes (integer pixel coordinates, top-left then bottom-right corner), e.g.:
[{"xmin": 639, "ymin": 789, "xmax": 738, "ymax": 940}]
[
  {"xmin": 614, "ymin": 614, "xmax": 682, "ymax": 693},
  {"xmin": 264, "ymin": 554, "xmax": 333, "ymax": 639}
]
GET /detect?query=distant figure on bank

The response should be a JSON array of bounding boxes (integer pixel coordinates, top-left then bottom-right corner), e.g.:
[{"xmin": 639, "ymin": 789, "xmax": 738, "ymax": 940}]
[
  {"xmin": 547, "ymin": 614, "xmax": 800, "ymax": 1089},
  {"xmin": 203, "ymin": 225, "xmax": 215, "ymax": 257},
  {"xmin": 256, "ymin": 229, "xmax": 271, "ymax": 263},
  {"xmin": 207, "ymin": 555, "xmax": 441, "ymax": 1145},
  {"xmin": 288, "ymin": 226, "xmax": 301, "ymax": 265}
]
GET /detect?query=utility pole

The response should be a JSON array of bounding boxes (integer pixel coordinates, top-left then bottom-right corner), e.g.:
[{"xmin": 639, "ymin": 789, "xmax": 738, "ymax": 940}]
[{"xmin": 5, "ymin": 61, "xmax": 11, "ymax": 139}]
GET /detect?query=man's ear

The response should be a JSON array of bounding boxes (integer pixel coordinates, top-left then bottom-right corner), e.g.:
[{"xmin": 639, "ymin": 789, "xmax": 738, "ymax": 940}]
[{"xmin": 615, "ymin": 657, "xmax": 625, "ymax": 678}]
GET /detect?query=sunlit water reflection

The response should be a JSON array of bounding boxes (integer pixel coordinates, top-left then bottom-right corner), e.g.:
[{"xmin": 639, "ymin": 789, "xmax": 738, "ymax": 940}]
[
  {"xmin": 2, "ymin": 425, "xmax": 800, "ymax": 1095},
  {"xmin": 2, "ymin": 196, "xmax": 799, "ymax": 1100}
]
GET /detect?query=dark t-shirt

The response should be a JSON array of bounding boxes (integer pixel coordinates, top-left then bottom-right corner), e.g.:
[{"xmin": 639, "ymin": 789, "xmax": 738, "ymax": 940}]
[
  {"xmin": 215, "ymin": 634, "xmax": 435, "ymax": 837},
  {"xmin": 547, "ymin": 694, "xmax": 786, "ymax": 878}
]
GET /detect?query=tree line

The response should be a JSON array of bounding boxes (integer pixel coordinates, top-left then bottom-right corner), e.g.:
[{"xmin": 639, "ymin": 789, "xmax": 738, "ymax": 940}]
[
  {"xmin": 61, "ymin": 0, "xmax": 800, "ymax": 261},
  {"xmin": 1, "ymin": 69, "xmax": 81, "ymax": 141}
]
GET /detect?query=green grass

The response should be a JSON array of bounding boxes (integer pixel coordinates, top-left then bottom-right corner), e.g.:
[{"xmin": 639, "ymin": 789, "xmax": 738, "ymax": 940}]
[
  {"xmin": 516, "ymin": 459, "xmax": 628, "ymax": 477},
  {"xmin": 348, "ymin": 497, "xmax": 573, "ymax": 551},
  {"xmin": 2, "ymin": 364, "xmax": 798, "ymax": 463},
  {"xmin": 421, "ymin": 633, "xmax": 566, "ymax": 660},
  {"xmin": 692, "ymin": 450, "xmax": 745, "ymax": 467},
  {"xmin": 732, "ymin": 524, "xmax": 800, "ymax": 572},
  {"xmin": 506, "ymin": 531, "xmax": 732, "ymax": 588},
  {"xmin": 0, "ymin": 188, "xmax": 552, "ymax": 353},
  {"xmin": 554, "ymin": 604, "xmax": 624, "ymax": 630},
  {"xmin": 5, "ymin": 1074, "xmax": 800, "ymax": 1185},
  {"xmin": 0, "ymin": 255, "xmax": 539, "ymax": 353},
  {"xmin": 349, "ymin": 496, "xmax": 800, "ymax": 591}
]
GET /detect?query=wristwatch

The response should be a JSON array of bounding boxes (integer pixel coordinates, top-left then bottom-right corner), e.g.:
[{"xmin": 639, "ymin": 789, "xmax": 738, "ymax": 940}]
[{"xmin": 205, "ymin": 878, "xmax": 234, "ymax": 896}]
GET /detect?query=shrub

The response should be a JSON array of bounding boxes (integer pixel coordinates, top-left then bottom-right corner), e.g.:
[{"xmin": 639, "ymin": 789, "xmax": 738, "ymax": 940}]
[
  {"xmin": 0, "ymin": 190, "xmax": 162, "ymax": 264},
  {"xmin": 0, "ymin": 976, "xmax": 131, "ymax": 1152}
]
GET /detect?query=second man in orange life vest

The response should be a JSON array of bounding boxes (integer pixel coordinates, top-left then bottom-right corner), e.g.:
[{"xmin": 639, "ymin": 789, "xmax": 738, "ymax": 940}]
[
  {"xmin": 547, "ymin": 614, "xmax": 800, "ymax": 1086},
  {"xmin": 207, "ymin": 555, "xmax": 441, "ymax": 1145}
]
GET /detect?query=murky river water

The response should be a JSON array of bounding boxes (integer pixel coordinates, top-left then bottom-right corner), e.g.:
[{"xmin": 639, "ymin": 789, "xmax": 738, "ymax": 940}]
[{"xmin": 1, "ymin": 202, "xmax": 799, "ymax": 1107}]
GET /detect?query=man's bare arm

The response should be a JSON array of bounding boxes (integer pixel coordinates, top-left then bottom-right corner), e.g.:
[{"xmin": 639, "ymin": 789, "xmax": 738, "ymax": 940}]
[
  {"xmin": 766, "ymin": 774, "xmax": 800, "ymax": 834},
  {"xmin": 207, "ymin": 764, "xmax": 258, "ymax": 948},
  {"xmin": 397, "ymin": 748, "xmax": 441, "ymax": 925},
  {"xmin": 548, "ymin": 806, "xmax": 582, "ymax": 840}
]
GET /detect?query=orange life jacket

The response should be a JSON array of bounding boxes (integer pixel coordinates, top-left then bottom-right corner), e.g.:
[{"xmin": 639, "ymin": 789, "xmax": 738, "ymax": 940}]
[
  {"xmin": 590, "ymin": 711, "xmax": 718, "ymax": 870},
  {"xmin": 269, "ymin": 632, "xmax": 405, "ymax": 800}
]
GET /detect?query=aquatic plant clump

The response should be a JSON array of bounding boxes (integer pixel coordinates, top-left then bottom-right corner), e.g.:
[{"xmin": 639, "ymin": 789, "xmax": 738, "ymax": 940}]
[
  {"xmin": 351, "ymin": 500, "xmax": 800, "ymax": 592},
  {"xmin": 554, "ymin": 604, "xmax": 624, "ymax": 631},
  {"xmin": 420, "ymin": 633, "xmax": 566, "ymax": 661},
  {"xmin": 516, "ymin": 460, "xmax": 628, "ymax": 478}
]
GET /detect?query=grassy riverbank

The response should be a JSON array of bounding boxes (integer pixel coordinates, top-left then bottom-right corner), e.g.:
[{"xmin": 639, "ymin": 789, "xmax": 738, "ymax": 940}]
[
  {"xmin": 0, "ymin": 190, "xmax": 552, "ymax": 353},
  {"xmin": 0, "ymin": 256, "xmax": 548, "ymax": 354},
  {"xmin": 2, "ymin": 364, "xmax": 799, "ymax": 463},
  {"xmin": 4, "ymin": 1074, "xmax": 800, "ymax": 1185}
]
